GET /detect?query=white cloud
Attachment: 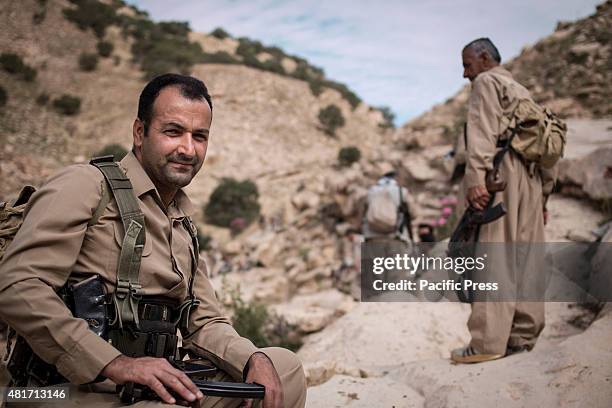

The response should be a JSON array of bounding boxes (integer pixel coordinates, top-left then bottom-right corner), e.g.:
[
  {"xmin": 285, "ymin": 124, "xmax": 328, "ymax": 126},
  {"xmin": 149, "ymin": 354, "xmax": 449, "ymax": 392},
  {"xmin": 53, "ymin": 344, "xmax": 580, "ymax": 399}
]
[{"xmin": 129, "ymin": 0, "xmax": 601, "ymax": 124}]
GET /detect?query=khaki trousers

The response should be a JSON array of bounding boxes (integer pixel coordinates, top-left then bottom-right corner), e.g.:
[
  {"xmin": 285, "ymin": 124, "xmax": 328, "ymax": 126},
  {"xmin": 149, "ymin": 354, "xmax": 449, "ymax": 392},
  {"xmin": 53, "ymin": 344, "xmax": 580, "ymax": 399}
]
[
  {"xmin": 466, "ymin": 152, "xmax": 546, "ymax": 355},
  {"xmin": 4, "ymin": 347, "xmax": 306, "ymax": 408}
]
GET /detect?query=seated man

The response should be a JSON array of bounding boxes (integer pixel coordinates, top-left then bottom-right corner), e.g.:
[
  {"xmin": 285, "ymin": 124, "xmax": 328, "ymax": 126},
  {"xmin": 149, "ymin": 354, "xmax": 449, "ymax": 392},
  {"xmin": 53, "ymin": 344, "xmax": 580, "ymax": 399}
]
[{"xmin": 0, "ymin": 74, "xmax": 306, "ymax": 407}]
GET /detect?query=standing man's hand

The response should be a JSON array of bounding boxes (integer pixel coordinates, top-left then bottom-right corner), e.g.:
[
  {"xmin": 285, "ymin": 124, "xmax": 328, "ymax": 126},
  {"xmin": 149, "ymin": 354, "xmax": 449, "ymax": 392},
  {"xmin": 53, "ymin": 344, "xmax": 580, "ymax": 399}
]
[
  {"xmin": 243, "ymin": 352, "xmax": 283, "ymax": 408},
  {"xmin": 101, "ymin": 355, "xmax": 204, "ymax": 405},
  {"xmin": 467, "ymin": 185, "xmax": 491, "ymax": 210}
]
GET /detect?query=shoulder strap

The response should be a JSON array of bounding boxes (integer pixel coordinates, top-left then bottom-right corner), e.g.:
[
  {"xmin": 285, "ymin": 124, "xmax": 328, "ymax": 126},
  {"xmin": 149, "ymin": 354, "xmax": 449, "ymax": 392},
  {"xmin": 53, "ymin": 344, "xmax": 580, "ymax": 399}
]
[
  {"xmin": 177, "ymin": 216, "xmax": 201, "ymax": 334},
  {"xmin": 90, "ymin": 155, "xmax": 146, "ymax": 329}
]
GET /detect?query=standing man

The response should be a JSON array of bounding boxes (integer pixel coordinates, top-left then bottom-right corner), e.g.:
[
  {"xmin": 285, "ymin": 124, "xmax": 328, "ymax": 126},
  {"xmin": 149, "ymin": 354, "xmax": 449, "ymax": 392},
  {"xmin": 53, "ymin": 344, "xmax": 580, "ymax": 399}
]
[
  {"xmin": 0, "ymin": 74, "xmax": 306, "ymax": 407},
  {"xmin": 451, "ymin": 38, "xmax": 555, "ymax": 363}
]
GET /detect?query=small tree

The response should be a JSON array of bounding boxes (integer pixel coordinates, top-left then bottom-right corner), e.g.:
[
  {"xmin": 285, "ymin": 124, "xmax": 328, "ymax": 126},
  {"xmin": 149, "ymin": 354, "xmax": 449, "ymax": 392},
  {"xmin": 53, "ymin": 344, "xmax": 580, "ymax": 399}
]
[
  {"xmin": 377, "ymin": 105, "xmax": 396, "ymax": 129},
  {"xmin": 204, "ymin": 178, "xmax": 261, "ymax": 228},
  {"xmin": 96, "ymin": 143, "xmax": 128, "ymax": 161},
  {"xmin": 79, "ymin": 52, "xmax": 99, "ymax": 71},
  {"xmin": 0, "ymin": 53, "xmax": 37, "ymax": 81},
  {"xmin": 52, "ymin": 94, "xmax": 81, "ymax": 115},
  {"xmin": 96, "ymin": 41, "xmax": 114, "ymax": 57},
  {"xmin": 318, "ymin": 104, "xmax": 345, "ymax": 137},
  {"xmin": 338, "ymin": 146, "xmax": 361, "ymax": 167},
  {"xmin": 210, "ymin": 27, "xmax": 229, "ymax": 39}
]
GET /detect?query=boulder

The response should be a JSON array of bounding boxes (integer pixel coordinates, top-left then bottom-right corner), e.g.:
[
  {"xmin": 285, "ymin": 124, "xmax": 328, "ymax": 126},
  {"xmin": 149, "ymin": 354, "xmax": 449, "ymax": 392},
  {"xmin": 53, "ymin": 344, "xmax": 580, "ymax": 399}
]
[
  {"xmin": 291, "ymin": 190, "xmax": 321, "ymax": 211},
  {"xmin": 558, "ymin": 146, "xmax": 612, "ymax": 201},
  {"xmin": 306, "ymin": 374, "xmax": 423, "ymax": 408}
]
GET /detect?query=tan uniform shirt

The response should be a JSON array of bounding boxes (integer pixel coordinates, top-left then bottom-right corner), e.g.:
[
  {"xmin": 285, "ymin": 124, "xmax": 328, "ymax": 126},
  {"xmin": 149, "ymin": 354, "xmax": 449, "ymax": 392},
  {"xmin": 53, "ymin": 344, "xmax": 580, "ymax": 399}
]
[
  {"xmin": 0, "ymin": 152, "xmax": 258, "ymax": 384},
  {"xmin": 464, "ymin": 66, "xmax": 556, "ymax": 193}
]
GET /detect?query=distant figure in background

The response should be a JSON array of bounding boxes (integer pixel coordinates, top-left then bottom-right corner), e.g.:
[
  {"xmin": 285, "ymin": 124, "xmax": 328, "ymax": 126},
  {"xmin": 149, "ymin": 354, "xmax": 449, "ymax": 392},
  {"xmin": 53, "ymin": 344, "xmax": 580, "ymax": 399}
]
[
  {"xmin": 451, "ymin": 38, "xmax": 557, "ymax": 364},
  {"xmin": 361, "ymin": 171, "xmax": 416, "ymax": 286}
]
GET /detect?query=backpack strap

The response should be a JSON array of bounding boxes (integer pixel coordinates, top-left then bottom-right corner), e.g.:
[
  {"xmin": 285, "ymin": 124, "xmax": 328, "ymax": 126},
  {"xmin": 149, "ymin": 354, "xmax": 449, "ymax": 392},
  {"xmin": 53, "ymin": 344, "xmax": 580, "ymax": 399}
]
[
  {"xmin": 90, "ymin": 155, "xmax": 146, "ymax": 330},
  {"xmin": 176, "ymin": 216, "xmax": 201, "ymax": 334}
]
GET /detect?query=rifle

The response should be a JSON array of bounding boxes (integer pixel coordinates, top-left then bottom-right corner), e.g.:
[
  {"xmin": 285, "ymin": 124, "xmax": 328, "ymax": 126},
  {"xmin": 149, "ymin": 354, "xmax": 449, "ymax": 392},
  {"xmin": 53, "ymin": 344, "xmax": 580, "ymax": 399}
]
[
  {"xmin": 448, "ymin": 133, "xmax": 515, "ymax": 302},
  {"xmin": 119, "ymin": 360, "xmax": 265, "ymax": 404}
]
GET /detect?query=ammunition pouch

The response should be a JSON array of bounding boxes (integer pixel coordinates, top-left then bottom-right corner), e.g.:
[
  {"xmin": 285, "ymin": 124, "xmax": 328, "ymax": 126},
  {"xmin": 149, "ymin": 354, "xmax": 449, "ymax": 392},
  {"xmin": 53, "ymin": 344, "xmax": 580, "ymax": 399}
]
[{"xmin": 6, "ymin": 276, "xmax": 190, "ymax": 387}]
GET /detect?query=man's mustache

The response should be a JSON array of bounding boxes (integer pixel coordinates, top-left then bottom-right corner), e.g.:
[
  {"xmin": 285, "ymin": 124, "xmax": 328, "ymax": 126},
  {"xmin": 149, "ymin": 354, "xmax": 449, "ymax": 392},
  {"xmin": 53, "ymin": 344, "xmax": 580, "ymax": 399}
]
[{"xmin": 167, "ymin": 154, "xmax": 198, "ymax": 165}]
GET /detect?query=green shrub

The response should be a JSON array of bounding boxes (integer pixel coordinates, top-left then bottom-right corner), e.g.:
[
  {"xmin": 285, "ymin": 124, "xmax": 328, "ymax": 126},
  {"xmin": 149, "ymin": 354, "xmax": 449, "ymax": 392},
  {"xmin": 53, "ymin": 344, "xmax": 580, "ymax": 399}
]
[
  {"xmin": 229, "ymin": 289, "xmax": 269, "ymax": 347},
  {"xmin": 63, "ymin": 0, "xmax": 118, "ymax": 38},
  {"xmin": 52, "ymin": 94, "xmax": 81, "ymax": 116},
  {"xmin": 210, "ymin": 27, "xmax": 229, "ymax": 39},
  {"xmin": 0, "ymin": 53, "xmax": 37, "ymax": 81},
  {"xmin": 201, "ymin": 51, "xmax": 239, "ymax": 64},
  {"xmin": 36, "ymin": 93, "xmax": 49, "ymax": 106},
  {"xmin": 96, "ymin": 41, "xmax": 114, "ymax": 57},
  {"xmin": 204, "ymin": 178, "xmax": 261, "ymax": 228},
  {"xmin": 79, "ymin": 52, "xmax": 99, "ymax": 71},
  {"xmin": 96, "ymin": 143, "xmax": 128, "ymax": 161},
  {"xmin": 226, "ymin": 286, "xmax": 302, "ymax": 351},
  {"xmin": 322, "ymin": 80, "xmax": 361, "ymax": 109},
  {"xmin": 0, "ymin": 86, "xmax": 7, "ymax": 107},
  {"xmin": 127, "ymin": 19, "xmax": 204, "ymax": 79},
  {"xmin": 196, "ymin": 230, "xmax": 211, "ymax": 251},
  {"xmin": 318, "ymin": 104, "xmax": 345, "ymax": 137},
  {"xmin": 338, "ymin": 146, "xmax": 361, "ymax": 167},
  {"xmin": 308, "ymin": 79, "xmax": 324, "ymax": 97},
  {"xmin": 377, "ymin": 106, "xmax": 395, "ymax": 129}
]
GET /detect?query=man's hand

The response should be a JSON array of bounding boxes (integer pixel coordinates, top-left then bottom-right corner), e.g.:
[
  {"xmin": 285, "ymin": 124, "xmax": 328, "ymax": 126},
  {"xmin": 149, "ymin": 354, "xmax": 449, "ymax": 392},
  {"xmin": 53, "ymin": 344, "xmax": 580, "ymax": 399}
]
[
  {"xmin": 243, "ymin": 352, "xmax": 283, "ymax": 408},
  {"xmin": 467, "ymin": 185, "xmax": 491, "ymax": 210},
  {"xmin": 101, "ymin": 355, "xmax": 204, "ymax": 405}
]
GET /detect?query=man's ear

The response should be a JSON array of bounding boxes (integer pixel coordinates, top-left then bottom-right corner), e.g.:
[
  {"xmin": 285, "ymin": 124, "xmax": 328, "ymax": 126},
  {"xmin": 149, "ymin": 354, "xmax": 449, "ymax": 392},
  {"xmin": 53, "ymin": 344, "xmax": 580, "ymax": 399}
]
[{"xmin": 133, "ymin": 118, "xmax": 145, "ymax": 149}]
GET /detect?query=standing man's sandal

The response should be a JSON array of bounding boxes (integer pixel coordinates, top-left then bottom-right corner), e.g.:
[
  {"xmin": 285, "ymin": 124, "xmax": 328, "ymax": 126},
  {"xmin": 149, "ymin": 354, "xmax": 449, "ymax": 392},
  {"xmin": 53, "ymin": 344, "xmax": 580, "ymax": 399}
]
[{"xmin": 451, "ymin": 346, "xmax": 503, "ymax": 364}]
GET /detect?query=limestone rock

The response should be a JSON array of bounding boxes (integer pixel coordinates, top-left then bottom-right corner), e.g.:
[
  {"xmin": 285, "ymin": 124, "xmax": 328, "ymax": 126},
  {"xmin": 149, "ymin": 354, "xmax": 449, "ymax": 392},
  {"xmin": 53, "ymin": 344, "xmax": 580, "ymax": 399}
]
[
  {"xmin": 306, "ymin": 375, "xmax": 423, "ymax": 408},
  {"xmin": 559, "ymin": 146, "xmax": 612, "ymax": 201},
  {"xmin": 291, "ymin": 190, "xmax": 321, "ymax": 211}
]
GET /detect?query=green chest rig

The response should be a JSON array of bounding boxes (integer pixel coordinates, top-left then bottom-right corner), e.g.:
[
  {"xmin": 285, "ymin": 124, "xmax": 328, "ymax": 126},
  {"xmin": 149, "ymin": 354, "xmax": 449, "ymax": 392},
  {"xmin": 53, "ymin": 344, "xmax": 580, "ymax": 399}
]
[{"xmin": 90, "ymin": 156, "xmax": 200, "ymax": 334}]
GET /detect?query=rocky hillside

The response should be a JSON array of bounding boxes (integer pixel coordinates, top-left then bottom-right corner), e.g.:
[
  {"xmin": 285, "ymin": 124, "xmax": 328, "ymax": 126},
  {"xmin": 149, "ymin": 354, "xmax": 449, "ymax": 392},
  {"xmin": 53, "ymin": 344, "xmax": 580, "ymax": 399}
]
[{"xmin": 0, "ymin": 0, "xmax": 387, "ymax": 205}]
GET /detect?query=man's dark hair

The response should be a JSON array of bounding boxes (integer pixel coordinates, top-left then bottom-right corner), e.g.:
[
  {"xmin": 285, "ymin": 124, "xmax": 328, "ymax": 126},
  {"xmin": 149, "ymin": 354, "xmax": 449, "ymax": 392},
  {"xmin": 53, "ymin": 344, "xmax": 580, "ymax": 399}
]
[
  {"xmin": 463, "ymin": 38, "xmax": 501, "ymax": 63},
  {"xmin": 137, "ymin": 73, "xmax": 213, "ymax": 135},
  {"xmin": 382, "ymin": 171, "xmax": 397, "ymax": 179}
]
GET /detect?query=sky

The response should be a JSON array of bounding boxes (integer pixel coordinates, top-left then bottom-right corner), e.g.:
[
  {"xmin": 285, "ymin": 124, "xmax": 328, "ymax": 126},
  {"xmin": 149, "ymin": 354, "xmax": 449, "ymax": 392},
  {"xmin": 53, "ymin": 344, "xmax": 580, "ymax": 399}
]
[{"xmin": 129, "ymin": 0, "xmax": 601, "ymax": 125}]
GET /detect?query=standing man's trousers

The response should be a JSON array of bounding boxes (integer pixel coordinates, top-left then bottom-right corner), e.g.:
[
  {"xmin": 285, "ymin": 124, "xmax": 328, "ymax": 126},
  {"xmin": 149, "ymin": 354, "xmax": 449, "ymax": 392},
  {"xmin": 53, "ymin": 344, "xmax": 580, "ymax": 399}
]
[{"xmin": 467, "ymin": 152, "xmax": 546, "ymax": 355}]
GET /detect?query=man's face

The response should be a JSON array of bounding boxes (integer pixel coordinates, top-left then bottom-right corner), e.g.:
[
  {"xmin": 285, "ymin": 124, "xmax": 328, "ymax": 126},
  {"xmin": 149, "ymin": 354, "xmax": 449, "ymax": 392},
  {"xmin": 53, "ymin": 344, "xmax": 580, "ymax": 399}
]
[
  {"xmin": 462, "ymin": 48, "xmax": 488, "ymax": 82},
  {"xmin": 133, "ymin": 86, "xmax": 211, "ymax": 192}
]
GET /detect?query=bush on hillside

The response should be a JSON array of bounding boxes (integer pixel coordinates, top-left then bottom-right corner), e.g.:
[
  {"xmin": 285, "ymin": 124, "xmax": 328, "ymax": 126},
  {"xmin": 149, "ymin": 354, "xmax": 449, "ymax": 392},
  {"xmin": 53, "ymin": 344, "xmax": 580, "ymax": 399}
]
[
  {"xmin": 210, "ymin": 27, "xmax": 230, "ymax": 39},
  {"xmin": 226, "ymin": 286, "xmax": 302, "ymax": 351},
  {"xmin": 318, "ymin": 104, "xmax": 345, "ymax": 137},
  {"xmin": 52, "ymin": 94, "xmax": 81, "ymax": 116},
  {"xmin": 63, "ymin": 0, "xmax": 118, "ymax": 38},
  {"xmin": 201, "ymin": 51, "xmax": 239, "ymax": 64},
  {"xmin": 338, "ymin": 146, "xmax": 361, "ymax": 167},
  {"xmin": 96, "ymin": 143, "xmax": 128, "ymax": 161},
  {"xmin": 126, "ymin": 18, "xmax": 204, "ymax": 79},
  {"xmin": 308, "ymin": 79, "xmax": 324, "ymax": 97},
  {"xmin": 0, "ymin": 53, "xmax": 37, "ymax": 82},
  {"xmin": 377, "ymin": 106, "xmax": 396, "ymax": 129},
  {"xmin": 36, "ymin": 93, "xmax": 49, "ymax": 106},
  {"xmin": 79, "ymin": 52, "xmax": 99, "ymax": 71},
  {"xmin": 96, "ymin": 41, "xmax": 114, "ymax": 57},
  {"xmin": 204, "ymin": 178, "xmax": 261, "ymax": 228}
]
